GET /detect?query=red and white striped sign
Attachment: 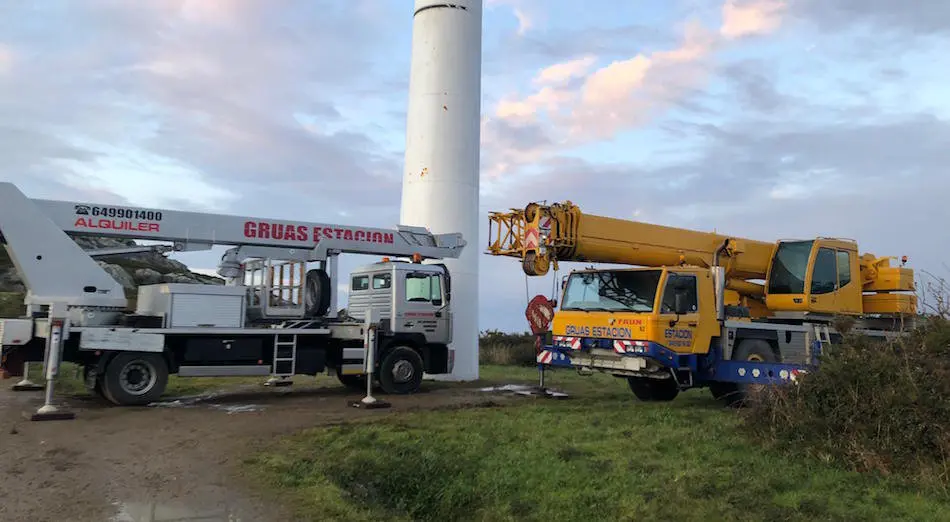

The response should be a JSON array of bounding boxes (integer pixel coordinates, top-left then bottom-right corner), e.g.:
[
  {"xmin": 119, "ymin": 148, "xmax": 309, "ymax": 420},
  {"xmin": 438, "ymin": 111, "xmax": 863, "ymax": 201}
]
[
  {"xmin": 613, "ymin": 339, "xmax": 648, "ymax": 354},
  {"xmin": 524, "ymin": 227, "xmax": 539, "ymax": 249},
  {"xmin": 553, "ymin": 336, "xmax": 581, "ymax": 350}
]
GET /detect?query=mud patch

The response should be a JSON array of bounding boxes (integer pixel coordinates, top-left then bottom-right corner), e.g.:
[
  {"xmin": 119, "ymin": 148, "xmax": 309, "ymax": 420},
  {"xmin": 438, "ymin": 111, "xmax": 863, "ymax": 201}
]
[{"xmin": 111, "ymin": 499, "xmax": 245, "ymax": 521}]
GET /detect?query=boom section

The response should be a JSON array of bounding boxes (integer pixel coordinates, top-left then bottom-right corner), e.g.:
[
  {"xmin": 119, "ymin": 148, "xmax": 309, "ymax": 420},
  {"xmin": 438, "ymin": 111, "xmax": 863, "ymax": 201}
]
[
  {"xmin": 0, "ymin": 182, "xmax": 465, "ymax": 261},
  {"xmin": 488, "ymin": 201, "xmax": 774, "ymax": 280}
]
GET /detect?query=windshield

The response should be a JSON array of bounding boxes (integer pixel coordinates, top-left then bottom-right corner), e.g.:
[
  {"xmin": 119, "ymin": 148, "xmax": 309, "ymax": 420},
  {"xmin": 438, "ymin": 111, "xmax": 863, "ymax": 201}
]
[
  {"xmin": 767, "ymin": 240, "xmax": 813, "ymax": 294},
  {"xmin": 561, "ymin": 270, "xmax": 662, "ymax": 312}
]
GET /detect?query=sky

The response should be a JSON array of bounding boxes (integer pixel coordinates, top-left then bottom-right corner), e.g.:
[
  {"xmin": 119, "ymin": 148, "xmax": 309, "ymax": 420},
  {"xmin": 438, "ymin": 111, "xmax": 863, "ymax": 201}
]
[{"xmin": 1, "ymin": 0, "xmax": 948, "ymax": 333}]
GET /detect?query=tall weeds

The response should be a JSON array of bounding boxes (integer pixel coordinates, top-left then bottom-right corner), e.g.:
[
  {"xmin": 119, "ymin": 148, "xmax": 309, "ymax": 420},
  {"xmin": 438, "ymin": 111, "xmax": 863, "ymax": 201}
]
[
  {"xmin": 478, "ymin": 330, "xmax": 538, "ymax": 366},
  {"xmin": 742, "ymin": 277, "xmax": 950, "ymax": 487}
]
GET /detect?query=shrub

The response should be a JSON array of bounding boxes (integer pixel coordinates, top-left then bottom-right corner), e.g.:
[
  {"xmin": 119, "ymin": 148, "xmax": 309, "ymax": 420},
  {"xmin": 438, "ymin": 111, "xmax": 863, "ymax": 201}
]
[
  {"xmin": 479, "ymin": 329, "xmax": 538, "ymax": 366},
  {"xmin": 741, "ymin": 313, "xmax": 950, "ymax": 485}
]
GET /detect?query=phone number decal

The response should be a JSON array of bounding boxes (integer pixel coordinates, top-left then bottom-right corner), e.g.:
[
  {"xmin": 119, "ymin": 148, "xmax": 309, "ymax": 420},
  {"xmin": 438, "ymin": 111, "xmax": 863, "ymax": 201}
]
[{"xmin": 74, "ymin": 204, "xmax": 163, "ymax": 221}]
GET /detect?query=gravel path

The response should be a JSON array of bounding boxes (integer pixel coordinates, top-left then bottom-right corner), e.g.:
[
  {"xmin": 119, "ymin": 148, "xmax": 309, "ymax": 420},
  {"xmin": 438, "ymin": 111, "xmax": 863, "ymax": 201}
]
[{"xmin": 0, "ymin": 378, "xmax": 512, "ymax": 521}]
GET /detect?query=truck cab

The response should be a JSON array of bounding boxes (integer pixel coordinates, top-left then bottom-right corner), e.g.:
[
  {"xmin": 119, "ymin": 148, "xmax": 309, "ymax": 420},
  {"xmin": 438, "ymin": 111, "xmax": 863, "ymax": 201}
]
[
  {"xmin": 552, "ymin": 265, "xmax": 720, "ymax": 357},
  {"xmin": 346, "ymin": 260, "xmax": 452, "ymax": 346}
]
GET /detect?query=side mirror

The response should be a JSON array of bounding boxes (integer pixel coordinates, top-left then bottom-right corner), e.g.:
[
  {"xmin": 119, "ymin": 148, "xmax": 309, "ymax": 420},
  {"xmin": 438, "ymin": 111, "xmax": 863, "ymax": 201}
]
[{"xmin": 674, "ymin": 291, "xmax": 689, "ymax": 316}]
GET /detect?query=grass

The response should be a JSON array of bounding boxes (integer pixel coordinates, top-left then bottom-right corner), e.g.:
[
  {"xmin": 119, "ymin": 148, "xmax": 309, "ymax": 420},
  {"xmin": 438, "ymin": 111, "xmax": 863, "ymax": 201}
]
[{"xmin": 244, "ymin": 365, "xmax": 950, "ymax": 522}]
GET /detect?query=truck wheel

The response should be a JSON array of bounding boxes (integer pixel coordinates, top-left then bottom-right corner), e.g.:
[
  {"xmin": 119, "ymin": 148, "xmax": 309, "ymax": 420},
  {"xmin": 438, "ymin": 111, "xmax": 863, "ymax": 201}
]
[
  {"xmin": 100, "ymin": 352, "xmax": 169, "ymax": 406},
  {"xmin": 378, "ymin": 346, "xmax": 424, "ymax": 395},
  {"xmin": 721, "ymin": 339, "xmax": 777, "ymax": 407},
  {"xmin": 708, "ymin": 382, "xmax": 737, "ymax": 401},
  {"xmin": 627, "ymin": 376, "xmax": 679, "ymax": 402}
]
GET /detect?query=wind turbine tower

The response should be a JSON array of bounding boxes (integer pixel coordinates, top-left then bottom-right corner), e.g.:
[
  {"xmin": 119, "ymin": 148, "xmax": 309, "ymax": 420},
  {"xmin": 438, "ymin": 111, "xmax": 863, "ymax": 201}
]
[{"xmin": 400, "ymin": 0, "xmax": 483, "ymax": 381}]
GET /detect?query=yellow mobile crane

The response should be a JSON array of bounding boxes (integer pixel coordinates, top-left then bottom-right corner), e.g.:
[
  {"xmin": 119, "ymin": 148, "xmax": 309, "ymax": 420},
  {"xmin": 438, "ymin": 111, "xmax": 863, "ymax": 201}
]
[{"xmin": 487, "ymin": 201, "xmax": 916, "ymax": 404}]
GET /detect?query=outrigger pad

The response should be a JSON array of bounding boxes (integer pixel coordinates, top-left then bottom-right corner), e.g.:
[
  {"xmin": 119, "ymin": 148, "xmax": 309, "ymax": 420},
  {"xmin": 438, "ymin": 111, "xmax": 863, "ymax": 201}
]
[
  {"xmin": 511, "ymin": 387, "xmax": 570, "ymax": 399},
  {"xmin": 349, "ymin": 398, "xmax": 391, "ymax": 409},
  {"xmin": 25, "ymin": 411, "xmax": 76, "ymax": 421},
  {"xmin": 12, "ymin": 383, "xmax": 44, "ymax": 392}
]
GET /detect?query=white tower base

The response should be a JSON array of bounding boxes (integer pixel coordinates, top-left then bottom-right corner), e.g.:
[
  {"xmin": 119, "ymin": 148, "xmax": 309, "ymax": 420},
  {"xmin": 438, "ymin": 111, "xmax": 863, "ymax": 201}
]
[{"xmin": 401, "ymin": 0, "xmax": 483, "ymax": 382}]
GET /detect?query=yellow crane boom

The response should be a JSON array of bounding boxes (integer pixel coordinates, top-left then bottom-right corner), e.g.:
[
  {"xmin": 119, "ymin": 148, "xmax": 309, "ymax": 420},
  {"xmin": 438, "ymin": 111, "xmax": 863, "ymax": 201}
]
[{"xmin": 487, "ymin": 201, "xmax": 916, "ymax": 317}]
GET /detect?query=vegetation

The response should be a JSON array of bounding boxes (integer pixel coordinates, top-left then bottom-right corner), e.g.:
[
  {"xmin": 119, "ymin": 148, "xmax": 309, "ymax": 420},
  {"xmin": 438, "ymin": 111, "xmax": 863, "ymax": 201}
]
[
  {"xmin": 245, "ymin": 365, "xmax": 950, "ymax": 522},
  {"xmin": 0, "ymin": 291, "xmax": 25, "ymax": 317},
  {"xmin": 742, "ymin": 313, "xmax": 950, "ymax": 489},
  {"xmin": 478, "ymin": 329, "xmax": 538, "ymax": 366}
]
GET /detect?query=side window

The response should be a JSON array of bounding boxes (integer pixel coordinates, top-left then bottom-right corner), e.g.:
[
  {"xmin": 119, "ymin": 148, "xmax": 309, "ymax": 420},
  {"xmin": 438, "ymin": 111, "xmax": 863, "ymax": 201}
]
[
  {"xmin": 372, "ymin": 273, "xmax": 391, "ymax": 290},
  {"xmin": 405, "ymin": 273, "xmax": 443, "ymax": 304},
  {"xmin": 351, "ymin": 275, "xmax": 369, "ymax": 292},
  {"xmin": 661, "ymin": 274, "xmax": 698, "ymax": 313},
  {"xmin": 836, "ymin": 250, "xmax": 851, "ymax": 288},
  {"xmin": 810, "ymin": 247, "xmax": 837, "ymax": 295}
]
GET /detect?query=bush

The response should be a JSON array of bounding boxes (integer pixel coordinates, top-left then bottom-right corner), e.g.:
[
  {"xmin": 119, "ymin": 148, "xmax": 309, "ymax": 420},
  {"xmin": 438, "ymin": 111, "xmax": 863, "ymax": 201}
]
[
  {"xmin": 741, "ymin": 314, "xmax": 950, "ymax": 485},
  {"xmin": 479, "ymin": 329, "xmax": 538, "ymax": 366},
  {"xmin": 0, "ymin": 292, "xmax": 25, "ymax": 317}
]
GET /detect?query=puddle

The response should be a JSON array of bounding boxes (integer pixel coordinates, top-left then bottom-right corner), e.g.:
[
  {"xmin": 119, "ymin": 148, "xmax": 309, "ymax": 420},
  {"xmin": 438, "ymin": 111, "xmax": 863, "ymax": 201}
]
[
  {"xmin": 146, "ymin": 393, "xmax": 263, "ymax": 414},
  {"xmin": 478, "ymin": 384, "xmax": 535, "ymax": 393},
  {"xmin": 148, "ymin": 392, "xmax": 223, "ymax": 409},
  {"xmin": 208, "ymin": 404, "xmax": 263, "ymax": 414},
  {"xmin": 111, "ymin": 500, "xmax": 244, "ymax": 521},
  {"xmin": 478, "ymin": 383, "xmax": 570, "ymax": 399}
]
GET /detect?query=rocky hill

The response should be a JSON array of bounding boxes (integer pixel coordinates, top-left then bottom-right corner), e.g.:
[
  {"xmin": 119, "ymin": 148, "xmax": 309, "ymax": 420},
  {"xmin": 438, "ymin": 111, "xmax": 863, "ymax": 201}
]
[{"xmin": 0, "ymin": 237, "xmax": 224, "ymax": 313}]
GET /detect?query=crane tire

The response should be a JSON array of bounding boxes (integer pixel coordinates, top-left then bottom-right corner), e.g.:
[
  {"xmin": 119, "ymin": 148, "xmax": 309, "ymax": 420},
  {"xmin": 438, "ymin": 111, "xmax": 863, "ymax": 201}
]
[
  {"xmin": 304, "ymin": 269, "xmax": 332, "ymax": 317},
  {"xmin": 627, "ymin": 376, "xmax": 679, "ymax": 402},
  {"xmin": 378, "ymin": 346, "xmax": 424, "ymax": 395},
  {"xmin": 720, "ymin": 338, "xmax": 777, "ymax": 407},
  {"xmin": 100, "ymin": 352, "xmax": 168, "ymax": 406}
]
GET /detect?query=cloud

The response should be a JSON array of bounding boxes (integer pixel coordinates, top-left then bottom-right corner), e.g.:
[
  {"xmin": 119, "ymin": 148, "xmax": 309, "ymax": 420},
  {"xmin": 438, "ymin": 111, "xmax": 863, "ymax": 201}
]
[
  {"xmin": 720, "ymin": 0, "xmax": 787, "ymax": 39},
  {"xmin": 0, "ymin": 0, "xmax": 407, "ymax": 220},
  {"xmin": 481, "ymin": 0, "xmax": 788, "ymax": 180},
  {"xmin": 486, "ymin": 0, "xmax": 534, "ymax": 36},
  {"xmin": 0, "ymin": 45, "xmax": 11, "ymax": 73},
  {"xmin": 1, "ymin": 0, "xmax": 946, "ymax": 336},
  {"xmin": 533, "ymin": 55, "xmax": 597, "ymax": 85},
  {"xmin": 791, "ymin": 0, "xmax": 950, "ymax": 35}
]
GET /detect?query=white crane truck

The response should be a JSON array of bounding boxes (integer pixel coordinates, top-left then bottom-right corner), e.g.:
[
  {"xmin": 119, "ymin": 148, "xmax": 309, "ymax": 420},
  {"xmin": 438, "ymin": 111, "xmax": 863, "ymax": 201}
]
[{"xmin": 0, "ymin": 182, "xmax": 466, "ymax": 411}]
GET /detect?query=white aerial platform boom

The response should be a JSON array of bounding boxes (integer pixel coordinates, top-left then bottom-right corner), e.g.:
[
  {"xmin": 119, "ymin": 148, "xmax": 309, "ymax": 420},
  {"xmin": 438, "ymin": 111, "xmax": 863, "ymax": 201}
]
[{"xmin": 0, "ymin": 182, "xmax": 467, "ymax": 415}]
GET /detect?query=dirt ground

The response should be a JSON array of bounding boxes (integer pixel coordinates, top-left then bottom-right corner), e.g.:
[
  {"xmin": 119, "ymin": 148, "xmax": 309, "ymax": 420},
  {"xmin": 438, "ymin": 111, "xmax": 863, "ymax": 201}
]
[{"xmin": 0, "ymin": 378, "xmax": 521, "ymax": 522}]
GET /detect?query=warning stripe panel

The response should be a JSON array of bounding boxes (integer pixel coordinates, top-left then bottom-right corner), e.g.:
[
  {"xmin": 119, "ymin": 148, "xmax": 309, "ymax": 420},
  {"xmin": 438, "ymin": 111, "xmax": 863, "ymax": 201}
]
[
  {"xmin": 553, "ymin": 335, "xmax": 581, "ymax": 350},
  {"xmin": 524, "ymin": 227, "xmax": 540, "ymax": 249}
]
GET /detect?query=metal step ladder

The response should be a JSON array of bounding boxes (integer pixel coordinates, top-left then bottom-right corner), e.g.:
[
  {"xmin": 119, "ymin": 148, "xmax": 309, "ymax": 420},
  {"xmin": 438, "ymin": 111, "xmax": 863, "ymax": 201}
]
[
  {"xmin": 807, "ymin": 323, "xmax": 832, "ymax": 363},
  {"xmin": 272, "ymin": 334, "xmax": 298, "ymax": 377}
]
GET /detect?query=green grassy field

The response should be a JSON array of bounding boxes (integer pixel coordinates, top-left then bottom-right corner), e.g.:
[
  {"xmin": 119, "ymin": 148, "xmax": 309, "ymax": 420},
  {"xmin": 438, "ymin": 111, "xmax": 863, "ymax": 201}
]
[{"xmin": 243, "ymin": 365, "xmax": 950, "ymax": 522}]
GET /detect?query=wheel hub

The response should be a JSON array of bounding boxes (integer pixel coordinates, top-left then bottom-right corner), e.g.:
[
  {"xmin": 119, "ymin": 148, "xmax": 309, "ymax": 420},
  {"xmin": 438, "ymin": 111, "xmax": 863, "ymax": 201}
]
[
  {"xmin": 119, "ymin": 361, "xmax": 156, "ymax": 395},
  {"xmin": 391, "ymin": 360, "xmax": 414, "ymax": 383}
]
